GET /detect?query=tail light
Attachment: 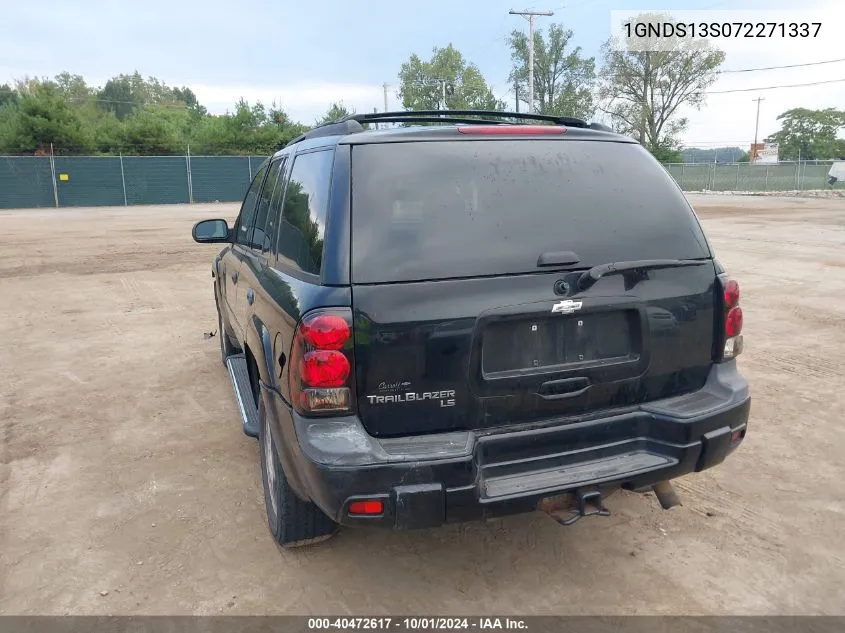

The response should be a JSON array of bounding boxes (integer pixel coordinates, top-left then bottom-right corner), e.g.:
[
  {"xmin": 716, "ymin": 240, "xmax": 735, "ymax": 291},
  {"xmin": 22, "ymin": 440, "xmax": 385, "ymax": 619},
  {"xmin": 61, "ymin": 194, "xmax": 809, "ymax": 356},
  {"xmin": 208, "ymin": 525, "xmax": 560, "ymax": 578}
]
[
  {"xmin": 718, "ymin": 276, "xmax": 744, "ymax": 361},
  {"xmin": 290, "ymin": 309, "xmax": 355, "ymax": 415}
]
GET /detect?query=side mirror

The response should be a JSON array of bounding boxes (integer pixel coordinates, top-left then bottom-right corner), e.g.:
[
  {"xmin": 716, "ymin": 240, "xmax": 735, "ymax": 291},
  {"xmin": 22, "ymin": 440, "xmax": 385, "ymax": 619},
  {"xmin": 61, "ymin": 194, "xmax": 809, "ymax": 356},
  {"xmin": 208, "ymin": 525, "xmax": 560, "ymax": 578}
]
[{"xmin": 192, "ymin": 219, "xmax": 231, "ymax": 243}]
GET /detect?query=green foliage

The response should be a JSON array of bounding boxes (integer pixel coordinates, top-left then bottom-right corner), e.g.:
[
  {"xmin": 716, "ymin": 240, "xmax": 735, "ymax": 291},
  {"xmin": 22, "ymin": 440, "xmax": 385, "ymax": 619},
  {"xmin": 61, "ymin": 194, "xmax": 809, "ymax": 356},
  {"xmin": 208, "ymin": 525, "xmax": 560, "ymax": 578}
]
[
  {"xmin": 189, "ymin": 99, "xmax": 308, "ymax": 155},
  {"xmin": 317, "ymin": 101, "xmax": 354, "ymax": 125},
  {"xmin": 599, "ymin": 12, "xmax": 725, "ymax": 154},
  {"xmin": 6, "ymin": 80, "xmax": 92, "ymax": 154},
  {"xmin": 507, "ymin": 24, "xmax": 596, "ymax": 119},
  {"xmin": 97, "ymin": 71, "xmax": 199, "ymax": 121},
  {"xmin": 123, "ymin": 107, "xmax": 184, "ymax": 155},
  {"xmin": 766, "ymin": 108, "xmax": 845, "ymax": 160},
  {"xmin": 0, "ymin": 83, "xmax": 16, "ymax": 107},
  {"xmin": 649, "ymin": 139, "xmax": 683, "ymax": 163},
  {"xmin": 0, "ymin": 73, "xmax": 307, "ymax": 156},
  {"xmin": 398, "ymin": 44, "xmax": 506, "ymax": 113}
]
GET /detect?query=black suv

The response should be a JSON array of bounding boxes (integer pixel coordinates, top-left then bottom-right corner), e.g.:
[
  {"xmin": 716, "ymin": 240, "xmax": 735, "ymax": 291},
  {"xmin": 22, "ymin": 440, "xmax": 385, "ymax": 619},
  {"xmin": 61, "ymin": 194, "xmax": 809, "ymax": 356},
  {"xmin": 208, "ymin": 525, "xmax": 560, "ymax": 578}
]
[{"xmin": 192, "ymin": 110, "xmax": 749, "ymax": 547}]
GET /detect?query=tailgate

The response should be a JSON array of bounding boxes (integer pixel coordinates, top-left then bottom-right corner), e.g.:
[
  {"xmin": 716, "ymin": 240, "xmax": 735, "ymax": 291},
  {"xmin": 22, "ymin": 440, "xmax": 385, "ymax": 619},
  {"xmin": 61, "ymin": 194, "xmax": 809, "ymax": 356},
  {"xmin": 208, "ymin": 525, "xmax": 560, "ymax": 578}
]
[{"xmin": 352, "ymin": 265, "xmax": 716, "ymax": 437}]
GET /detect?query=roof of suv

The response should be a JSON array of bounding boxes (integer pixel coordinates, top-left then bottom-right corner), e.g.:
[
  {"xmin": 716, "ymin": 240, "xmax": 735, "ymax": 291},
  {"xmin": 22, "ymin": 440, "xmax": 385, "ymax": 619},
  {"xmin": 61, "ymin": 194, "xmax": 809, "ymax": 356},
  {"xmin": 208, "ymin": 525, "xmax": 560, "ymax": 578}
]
[
  {"xmin": 338, "ymin": 124, "xmax": 634, "ymax": 145},
  {"xmin": 279, "ymin": 110, "xmax": 635, "ymax": 154}
]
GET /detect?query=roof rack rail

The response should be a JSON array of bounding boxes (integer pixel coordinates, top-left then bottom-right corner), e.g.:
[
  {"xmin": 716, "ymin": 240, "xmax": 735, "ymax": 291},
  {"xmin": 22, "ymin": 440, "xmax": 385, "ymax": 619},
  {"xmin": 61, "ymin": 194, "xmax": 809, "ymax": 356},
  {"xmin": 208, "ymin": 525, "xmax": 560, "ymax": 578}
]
[
  {"xmin": 343, "ymin": 110, "xmax": 589, "ymax": 128},
  {"xmin": 283, "ymin": 110, "xmax": 610, "ymax": 149},
  {"xmin": 284, "ymin": 119, "xmax": 364, "ymax": 147},
  {"xmin": 342, "ymin": 115, "xmax": 517, "ymax": 126}
]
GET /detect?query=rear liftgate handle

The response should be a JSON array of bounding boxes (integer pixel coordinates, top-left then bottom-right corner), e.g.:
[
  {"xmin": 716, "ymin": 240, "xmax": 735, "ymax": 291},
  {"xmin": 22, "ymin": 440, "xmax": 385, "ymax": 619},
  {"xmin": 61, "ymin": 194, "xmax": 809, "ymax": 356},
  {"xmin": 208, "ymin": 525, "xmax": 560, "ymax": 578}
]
[{"xmin": 537, "ymin": 377, "xmax": 591, "ymax": 400}]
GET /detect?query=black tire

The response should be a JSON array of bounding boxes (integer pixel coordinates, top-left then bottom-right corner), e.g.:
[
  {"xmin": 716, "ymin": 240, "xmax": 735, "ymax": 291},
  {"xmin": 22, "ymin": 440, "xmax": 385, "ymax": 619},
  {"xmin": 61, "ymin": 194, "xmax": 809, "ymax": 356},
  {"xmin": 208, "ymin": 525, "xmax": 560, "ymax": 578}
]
[{"xmin": 258, "ymin": 396, "xmax": 337, "ymax": 548}]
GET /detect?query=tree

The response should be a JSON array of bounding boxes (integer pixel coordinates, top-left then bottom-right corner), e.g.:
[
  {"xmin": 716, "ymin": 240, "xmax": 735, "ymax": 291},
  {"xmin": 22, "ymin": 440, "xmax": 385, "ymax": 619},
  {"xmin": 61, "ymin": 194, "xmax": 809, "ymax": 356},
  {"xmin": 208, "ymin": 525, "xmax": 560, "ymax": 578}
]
[
  {"xmin": 650, "ymin": 139, "xmax": 683, "ymax": 163},
  {"xmin": 54, "ymin": 72, "xmax": 93, "ymax": 103},
  {"xmin": 98, "ymin": 74, "xmax": 138, "ymax": 120},
  {"xmin": 3, "ymin": 80, "xmax": 92, "ymax": 154},
  {"xmin": 398, "ymin": 45, "xmax": 506, "ymax": 112},
  {"xmin": 122, "ymin": 106, "xmax": 187, "ymax": 154},
  {"xmin": 766, "ymin": 108, "xmax": 845, "ymax": 160},
  {"xmin": 0, "ymin": 83, "xmax": 18, "ymax": 108},
  {"xmin": 507, "ymin": 24, "xmax": 596, "ymax": 118},
  {"xmin": 97, "ymin": 72, "xmax": 200, "ymax": 121},
  {"xmin": 0, "ymin": 71, "xmax": 312, "ymax": 156},
  {"xmin": 598, "ymin": 12, "xmax": 724, "ymax": 154},
  {"xmin": 317, "ymin": 101, "xmax": 354, "ymax": 125},
  {"xmin": 189, "ymin": 99, "xmax": 305, "ymax": 155}
]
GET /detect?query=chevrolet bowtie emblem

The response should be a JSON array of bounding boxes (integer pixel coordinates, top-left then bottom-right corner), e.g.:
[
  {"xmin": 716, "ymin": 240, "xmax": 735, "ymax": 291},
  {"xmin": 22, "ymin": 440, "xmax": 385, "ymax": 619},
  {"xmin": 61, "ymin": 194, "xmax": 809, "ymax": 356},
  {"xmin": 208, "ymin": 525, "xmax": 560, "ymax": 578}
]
[{"xmin": 551, "ymin": 299, "xmax": 583, "ymax": 314}]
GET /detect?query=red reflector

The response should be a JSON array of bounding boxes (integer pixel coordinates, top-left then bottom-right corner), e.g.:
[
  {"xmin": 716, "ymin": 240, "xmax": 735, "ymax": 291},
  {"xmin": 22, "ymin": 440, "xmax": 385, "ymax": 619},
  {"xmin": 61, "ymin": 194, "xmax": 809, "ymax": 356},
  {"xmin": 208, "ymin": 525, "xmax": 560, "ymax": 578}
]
[
  {"xmin": 725, "ymin": 307, "xmax": 743, "ymax": 337},
  {"xmin": 300, "ymin": 315, "xmax": 350, "ymax": 350},
  {"xmin": 724, "ymin": 280, "xmax": 740, "ymax": 309},
  {"xmin": 300, "ymin": 350, "xmax": 350, "ymax": 387},
  {"xmin": 348, "ymin": 500, "xmax": 384, "ymax": 515},
  {"xmin": 456, "ymin": 125, "xmax": 565, "ymax": 135},
  {"xmin": 730, "ymin": 429, "xmax": 744, "ymax": 445}
]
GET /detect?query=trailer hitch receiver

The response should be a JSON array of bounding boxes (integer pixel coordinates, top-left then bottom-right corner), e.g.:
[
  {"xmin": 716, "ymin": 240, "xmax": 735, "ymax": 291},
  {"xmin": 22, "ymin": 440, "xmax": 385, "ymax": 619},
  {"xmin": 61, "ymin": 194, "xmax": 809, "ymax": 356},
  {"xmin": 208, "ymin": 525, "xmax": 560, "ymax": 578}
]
[{"xmin": 539, "ymin": 488, "xmax": 611, "ymax": 526}]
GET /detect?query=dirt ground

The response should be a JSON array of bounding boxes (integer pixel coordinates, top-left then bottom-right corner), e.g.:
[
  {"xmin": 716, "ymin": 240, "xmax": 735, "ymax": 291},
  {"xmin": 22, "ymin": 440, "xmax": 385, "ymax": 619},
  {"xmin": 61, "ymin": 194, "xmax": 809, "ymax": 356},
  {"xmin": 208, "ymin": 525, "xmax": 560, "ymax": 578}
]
[{"xmin": 1, "ymin": 195, "xmax": 844, "ymax": 615}]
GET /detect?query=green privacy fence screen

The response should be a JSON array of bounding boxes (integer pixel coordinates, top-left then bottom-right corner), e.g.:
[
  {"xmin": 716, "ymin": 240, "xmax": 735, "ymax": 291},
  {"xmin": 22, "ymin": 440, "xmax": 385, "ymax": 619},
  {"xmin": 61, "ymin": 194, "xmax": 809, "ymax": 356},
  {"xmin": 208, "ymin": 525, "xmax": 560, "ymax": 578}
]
[
  {"xmin": 0, "ymin": 154, "xmax": 269, "ymax": 209},
  {"xmin": 1, "ymin": 155, "xmax": 841, "ymax": 209}
]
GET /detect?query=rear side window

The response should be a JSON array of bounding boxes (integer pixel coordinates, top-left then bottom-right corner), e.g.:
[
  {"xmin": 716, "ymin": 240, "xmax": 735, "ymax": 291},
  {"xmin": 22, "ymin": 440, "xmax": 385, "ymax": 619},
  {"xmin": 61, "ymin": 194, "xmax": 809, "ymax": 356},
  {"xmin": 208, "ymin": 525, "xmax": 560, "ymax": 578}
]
[
  {"xmin": 250, "ymin": 158, "xmax": 284, "ymax": 250},
  {"xmin": 350, "ymin": 140, "xmax": 710, "ymax": 284},
  {"xmin": 235, "ymin": 163, "xmax": 266, "ymax": 246},
  {"xmin": 277, "ymin": 149, "xmax": 334, "ymax": 276}
]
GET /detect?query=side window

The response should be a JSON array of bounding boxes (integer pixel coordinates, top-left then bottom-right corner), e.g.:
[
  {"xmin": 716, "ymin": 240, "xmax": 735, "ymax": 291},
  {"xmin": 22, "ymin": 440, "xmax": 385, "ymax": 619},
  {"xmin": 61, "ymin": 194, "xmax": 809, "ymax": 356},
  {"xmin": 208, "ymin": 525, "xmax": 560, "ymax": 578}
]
[
  {"xmin": 250, "ymin": 158, "xmax": 284, "ymax": 250},
  {"xmin": 265, "ymin": 156, "xmax": 289, "ymax": 253},
  {"xmin": 235, "ymin": 164, "xmax": 267, "ymax": 246},
  {"xmin": 277, "ymin": 150, "xmax": 334, "ymax": 276}
]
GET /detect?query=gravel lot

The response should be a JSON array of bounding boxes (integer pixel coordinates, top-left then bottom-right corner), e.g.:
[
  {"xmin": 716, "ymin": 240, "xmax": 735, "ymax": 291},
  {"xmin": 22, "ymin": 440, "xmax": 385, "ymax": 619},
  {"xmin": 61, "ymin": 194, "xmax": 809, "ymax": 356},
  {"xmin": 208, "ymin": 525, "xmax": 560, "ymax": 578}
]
[{"xmin": 1, "ymin": 194, "xmax": 844, "ymax": 615}]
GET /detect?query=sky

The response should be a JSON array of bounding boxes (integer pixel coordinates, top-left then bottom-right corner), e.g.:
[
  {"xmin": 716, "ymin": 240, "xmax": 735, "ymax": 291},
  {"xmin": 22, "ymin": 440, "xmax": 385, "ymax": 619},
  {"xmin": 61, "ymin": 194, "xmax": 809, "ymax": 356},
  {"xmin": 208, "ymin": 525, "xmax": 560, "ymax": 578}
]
[{"xmin": 2, "ymin": 0, "xmax": 843, "ymax": 149}]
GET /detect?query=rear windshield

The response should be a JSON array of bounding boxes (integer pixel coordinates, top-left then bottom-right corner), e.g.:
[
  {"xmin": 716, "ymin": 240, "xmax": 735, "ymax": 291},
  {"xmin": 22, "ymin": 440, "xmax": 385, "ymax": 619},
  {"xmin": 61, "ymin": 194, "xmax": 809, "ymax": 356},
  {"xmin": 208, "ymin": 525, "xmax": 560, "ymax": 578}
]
[{"xmin": 350, "ymin": 140, "xmax": 710, "ymax": 284}]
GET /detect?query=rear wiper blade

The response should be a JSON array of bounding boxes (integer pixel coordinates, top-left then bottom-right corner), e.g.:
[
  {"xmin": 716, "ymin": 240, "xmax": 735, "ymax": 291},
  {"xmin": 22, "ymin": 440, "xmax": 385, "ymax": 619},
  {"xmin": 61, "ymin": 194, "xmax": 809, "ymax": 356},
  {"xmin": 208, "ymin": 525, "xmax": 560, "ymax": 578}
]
[{"xmin": 578, "ymin": 259, "xmax": 708, "ymax": 291}]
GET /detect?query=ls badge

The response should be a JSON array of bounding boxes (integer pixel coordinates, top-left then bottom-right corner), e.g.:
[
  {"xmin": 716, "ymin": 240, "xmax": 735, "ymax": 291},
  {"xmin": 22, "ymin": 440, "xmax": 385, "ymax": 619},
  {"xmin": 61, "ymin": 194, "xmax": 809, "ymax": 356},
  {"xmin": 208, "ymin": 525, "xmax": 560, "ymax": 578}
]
[{"xmin": 551, "ymin": 299, "xmax": 583, "ymax": 314}]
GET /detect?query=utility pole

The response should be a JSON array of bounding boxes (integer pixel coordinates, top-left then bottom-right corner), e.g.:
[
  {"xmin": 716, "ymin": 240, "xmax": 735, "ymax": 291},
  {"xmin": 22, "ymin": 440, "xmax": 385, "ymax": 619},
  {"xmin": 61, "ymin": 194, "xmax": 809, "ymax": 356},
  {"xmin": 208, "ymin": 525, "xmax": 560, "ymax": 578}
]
[
  {"xmin": 752, "ymin": 97, "xmax": 765, "ymax": 163},
  {"xmin": 509, "ymin": 8, "xmax": 554, "ymax": 114},
  {"xmin": 383, "ymin": 82, "xmax": 389, "ymax": 113},
  {"xmin": 515, "ymin": 79, "xmax": 520, "ymax": 113}
]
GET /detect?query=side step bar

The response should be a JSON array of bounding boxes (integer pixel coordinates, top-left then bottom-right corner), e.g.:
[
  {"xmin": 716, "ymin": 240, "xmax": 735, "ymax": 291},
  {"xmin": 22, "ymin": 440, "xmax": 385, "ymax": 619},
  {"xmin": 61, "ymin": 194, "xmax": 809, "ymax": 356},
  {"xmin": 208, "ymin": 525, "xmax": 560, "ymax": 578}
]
[{"xmin": 226, "ymin": 354, "xmax": 259, "ymax": 438}]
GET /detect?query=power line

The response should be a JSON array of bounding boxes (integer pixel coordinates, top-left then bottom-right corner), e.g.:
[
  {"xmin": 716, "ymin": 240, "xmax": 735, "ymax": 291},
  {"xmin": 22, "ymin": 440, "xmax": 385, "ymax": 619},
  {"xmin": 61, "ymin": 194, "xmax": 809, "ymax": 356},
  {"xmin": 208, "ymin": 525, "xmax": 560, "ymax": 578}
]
[
  {"xmin": 706, "ymin": 78, "xmax": 845, "ymax": 94},
  {"xmin": 720, "ymin": 58, "xmax": 845, "ymax": 74}
]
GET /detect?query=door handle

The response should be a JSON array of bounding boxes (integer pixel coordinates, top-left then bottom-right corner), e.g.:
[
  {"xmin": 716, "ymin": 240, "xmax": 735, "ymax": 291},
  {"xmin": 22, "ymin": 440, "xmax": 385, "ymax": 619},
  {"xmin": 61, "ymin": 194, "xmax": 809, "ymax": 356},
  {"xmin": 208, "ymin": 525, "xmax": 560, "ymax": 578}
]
[
  {"xmin": 537, "ymin": 377, "xmax": 591, "ymax": 400},
  {"xmin": 539, "ymin": 385, "xmax": 591, "ymax": 400},
  {"xmin": 231, "ymin": 271, "xmax": 238, "ymax": 284},
  {"xmin": 246, "ymin": 289, "xmax": 254, "ymax": 305}
]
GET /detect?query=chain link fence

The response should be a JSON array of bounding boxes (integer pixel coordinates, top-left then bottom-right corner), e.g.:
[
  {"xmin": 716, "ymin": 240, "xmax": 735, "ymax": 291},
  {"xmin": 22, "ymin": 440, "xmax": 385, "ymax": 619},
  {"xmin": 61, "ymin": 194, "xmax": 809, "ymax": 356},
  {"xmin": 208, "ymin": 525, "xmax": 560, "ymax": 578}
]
[
  {"xmin": 1, "ymin": 155, "xmax": 843, "ymax": 209},
  {"xmin": 0, "ymin": 154, "xmax": 269, "ymax": 209},
  {"xmin": 663, "ymin": 161, "xmax": 844, "ymax": 192}
]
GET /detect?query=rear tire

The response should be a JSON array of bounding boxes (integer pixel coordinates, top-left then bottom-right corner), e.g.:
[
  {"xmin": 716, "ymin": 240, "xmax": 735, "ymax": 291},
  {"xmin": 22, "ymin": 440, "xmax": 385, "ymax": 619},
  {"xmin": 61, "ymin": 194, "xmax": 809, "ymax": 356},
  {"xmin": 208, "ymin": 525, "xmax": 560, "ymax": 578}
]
[{"xmin": 258, "ymin": 396, "xmax": 337, "ymax": 548}]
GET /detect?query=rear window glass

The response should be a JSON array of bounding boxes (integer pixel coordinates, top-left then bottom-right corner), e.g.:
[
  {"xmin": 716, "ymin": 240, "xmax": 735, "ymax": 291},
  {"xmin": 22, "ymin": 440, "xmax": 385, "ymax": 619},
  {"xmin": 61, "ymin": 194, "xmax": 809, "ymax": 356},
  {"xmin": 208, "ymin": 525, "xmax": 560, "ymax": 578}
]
[{"xmin": 350, "ymin": 140, "xmax": 710, "ymax": 284}]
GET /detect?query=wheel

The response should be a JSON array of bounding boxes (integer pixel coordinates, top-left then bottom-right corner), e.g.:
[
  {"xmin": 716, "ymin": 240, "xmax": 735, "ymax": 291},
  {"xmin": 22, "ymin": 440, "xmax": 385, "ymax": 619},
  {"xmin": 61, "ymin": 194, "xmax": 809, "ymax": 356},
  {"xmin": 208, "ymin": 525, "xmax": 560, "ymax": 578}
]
[{"xmin": 258, "ymin": 396, "xmax": 337, "ymax": 548}]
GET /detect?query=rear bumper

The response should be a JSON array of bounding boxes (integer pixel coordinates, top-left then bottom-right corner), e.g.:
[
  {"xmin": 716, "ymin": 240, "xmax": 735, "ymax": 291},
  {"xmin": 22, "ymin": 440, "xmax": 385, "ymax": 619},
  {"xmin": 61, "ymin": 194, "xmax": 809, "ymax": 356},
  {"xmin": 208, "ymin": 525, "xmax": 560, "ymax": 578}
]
[{"xmin": 264, "ymin": 361, "xmax": 750, "ymax": 529}]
